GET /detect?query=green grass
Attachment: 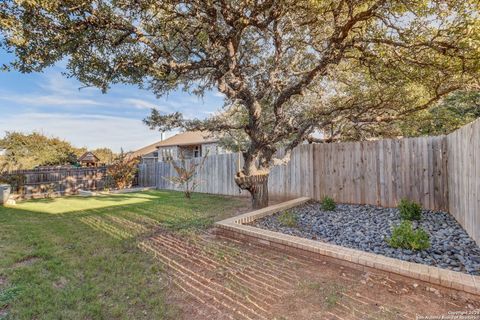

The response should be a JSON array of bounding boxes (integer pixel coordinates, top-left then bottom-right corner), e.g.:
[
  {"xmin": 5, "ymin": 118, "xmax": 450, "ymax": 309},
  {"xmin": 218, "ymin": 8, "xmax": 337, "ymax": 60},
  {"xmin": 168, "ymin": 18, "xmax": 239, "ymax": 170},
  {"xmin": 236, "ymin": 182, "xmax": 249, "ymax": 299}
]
[{"xmin": 0, "ymin": 190, "xmax": 247, "ymax": 319}]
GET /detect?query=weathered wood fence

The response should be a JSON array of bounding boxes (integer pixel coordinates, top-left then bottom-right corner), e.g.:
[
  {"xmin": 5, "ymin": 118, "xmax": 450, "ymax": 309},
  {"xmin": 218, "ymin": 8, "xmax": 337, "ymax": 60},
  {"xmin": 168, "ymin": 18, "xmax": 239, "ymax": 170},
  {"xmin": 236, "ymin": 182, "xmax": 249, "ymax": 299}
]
[
  {"xmin": 447, "ymin": 120, "xmax": 480, "ymax": 244},
  {"xmin": 138, "ymin": 137, "xmax": 449, "ymax": 209},
  {"xmin": 2, "ymin": 166, "xmax": 108, "ymax": 198},
  {"xmin": 139, "ymin": 118, "xmax": 480, "ymax": 243}
]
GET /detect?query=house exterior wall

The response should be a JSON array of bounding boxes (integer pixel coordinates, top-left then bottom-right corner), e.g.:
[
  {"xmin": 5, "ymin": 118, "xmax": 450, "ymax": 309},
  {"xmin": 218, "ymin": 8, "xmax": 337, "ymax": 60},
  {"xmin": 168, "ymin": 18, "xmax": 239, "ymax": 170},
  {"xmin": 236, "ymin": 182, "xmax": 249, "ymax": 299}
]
[
  {"xmin": 202, "ymin": 143, "xmax": 219, "ymax": 157},
  {"xmin": 154, "ymin": 142, "xmax": 228, "ymax": 162},
  {"xmin": 157, "ymin": 146, "xmax": 178, "ymax": 161}
]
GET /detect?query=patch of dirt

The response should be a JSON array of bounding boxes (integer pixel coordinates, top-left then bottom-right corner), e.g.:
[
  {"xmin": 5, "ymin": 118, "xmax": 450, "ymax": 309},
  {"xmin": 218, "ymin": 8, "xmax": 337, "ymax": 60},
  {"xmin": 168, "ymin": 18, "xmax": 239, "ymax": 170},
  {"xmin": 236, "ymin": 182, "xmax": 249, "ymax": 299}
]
[
  {"xmin": 52, "ymin": 276, "xmax": 68, "ymax": 290},
  {"xmin": 139, "ymin": 231, "xmax": 480, "ymax": 320},
  {"xmin": 12, "ymin": 256, "xmax": 40, "ymax": 268},
  {"xmin": 216, "ymin": 196, "xmax": 253, "ymax": 220},
  {"xmin": 215, "ymin": 196, "xmax": 284, "ymax": 222},
  {"xmin": 0, "ymin": 276, "xmax": 7, "ymax": 289}
]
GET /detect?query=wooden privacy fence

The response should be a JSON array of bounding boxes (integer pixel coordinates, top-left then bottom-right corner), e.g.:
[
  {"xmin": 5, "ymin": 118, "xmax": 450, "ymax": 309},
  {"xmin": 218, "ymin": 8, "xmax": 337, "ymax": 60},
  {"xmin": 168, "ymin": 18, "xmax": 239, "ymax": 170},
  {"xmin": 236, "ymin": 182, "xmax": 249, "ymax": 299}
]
[
  {"xmin": 3, "ymin": 166, "xmax": 108, "ymax": 198},
  {"xmin": 139, "ymin": 153, "xmax": 246, "ymax": 196},
  {"xmin": 139, "ymin": 118, "xmax": 480, "ymax": 243},
  {"xmin": 447, "ymin": 120, "xmax": 480, "ymax": 244},
  {"xmin": 138, "ymin": 137, "xmax": 448, "ymax": 209}
]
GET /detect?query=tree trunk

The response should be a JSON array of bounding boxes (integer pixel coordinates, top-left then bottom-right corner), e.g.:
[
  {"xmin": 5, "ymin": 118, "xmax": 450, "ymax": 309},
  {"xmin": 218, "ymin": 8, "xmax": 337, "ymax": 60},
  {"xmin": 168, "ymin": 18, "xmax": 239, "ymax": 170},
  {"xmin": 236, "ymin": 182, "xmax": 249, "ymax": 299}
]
[
  {"xmin": 250, "ymin": 175, "xmax": 269, "ymax": 209},
  {"xmin": 235, "ymin": 173, "xmax": 269, "ymax": 209}
]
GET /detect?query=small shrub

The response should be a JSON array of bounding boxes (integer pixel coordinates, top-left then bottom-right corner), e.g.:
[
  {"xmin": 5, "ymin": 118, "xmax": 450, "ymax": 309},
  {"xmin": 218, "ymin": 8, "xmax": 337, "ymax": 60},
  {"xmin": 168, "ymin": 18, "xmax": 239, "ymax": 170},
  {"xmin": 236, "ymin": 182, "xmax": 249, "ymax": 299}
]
[
  {"xmin": 165, "ymin": 150, "xmax": 209, "ymax": 199},
  {"xmin": 321, "ymin": 196, "xmax": 336, "ymax": 211},
  {"xmin": 387, "ymin": 221, "xmax": 430, "ymax": 250},
  {"xmin": 278, "ymin": 210, "xmax": 298, "ymax": 227},
  {"xmin": 398, "ymin": 198, "xmax": 422, "ymax": 220},
  {"xmin": 106, "ymin": 153, "xmax": 139, "ymax": 189}
]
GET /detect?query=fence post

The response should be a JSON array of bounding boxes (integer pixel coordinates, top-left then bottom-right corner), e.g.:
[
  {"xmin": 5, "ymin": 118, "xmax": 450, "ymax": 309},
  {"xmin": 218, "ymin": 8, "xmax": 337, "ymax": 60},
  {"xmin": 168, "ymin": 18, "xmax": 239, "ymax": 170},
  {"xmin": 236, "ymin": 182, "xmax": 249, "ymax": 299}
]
[{"xmin": 155, "ymin": 162, "xmax": 158, "ymax": 188}]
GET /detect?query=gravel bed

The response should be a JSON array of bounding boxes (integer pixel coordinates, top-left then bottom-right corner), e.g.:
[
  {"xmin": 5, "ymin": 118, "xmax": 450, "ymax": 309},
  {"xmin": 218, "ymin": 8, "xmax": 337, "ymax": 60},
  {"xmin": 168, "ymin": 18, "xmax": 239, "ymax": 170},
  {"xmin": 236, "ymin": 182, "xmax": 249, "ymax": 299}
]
[{"xmin": 251, "ymin": 201, "xmax": 480, "ymax": 275}]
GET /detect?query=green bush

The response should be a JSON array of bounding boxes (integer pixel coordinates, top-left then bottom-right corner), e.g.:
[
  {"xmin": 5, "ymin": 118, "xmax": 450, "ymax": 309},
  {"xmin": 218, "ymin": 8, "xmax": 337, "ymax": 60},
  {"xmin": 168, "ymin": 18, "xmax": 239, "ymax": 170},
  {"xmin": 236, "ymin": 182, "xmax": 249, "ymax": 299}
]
[
  {"xmin": 278, "ymin": 210, "xmax": 298, "ymax": 227},
  {"xmin": 387, "ymin": 221, "xmax": 430, "ymax": 250},
  {"xmin": 398, "ymin": 198, "xmax": 422, "ymax": 220},
  {"xmin": 321, "ymin": 196, "xmax": 336, "ymax": 211}
]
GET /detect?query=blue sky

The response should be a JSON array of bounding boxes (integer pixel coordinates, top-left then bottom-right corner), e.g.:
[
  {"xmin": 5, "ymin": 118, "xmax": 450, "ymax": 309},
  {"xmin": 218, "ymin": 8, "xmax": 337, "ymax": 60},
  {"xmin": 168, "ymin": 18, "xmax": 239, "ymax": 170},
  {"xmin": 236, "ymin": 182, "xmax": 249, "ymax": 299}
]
[{"xmin": 0, "ymin": 50, "xmax": 224, "ymax": 152}]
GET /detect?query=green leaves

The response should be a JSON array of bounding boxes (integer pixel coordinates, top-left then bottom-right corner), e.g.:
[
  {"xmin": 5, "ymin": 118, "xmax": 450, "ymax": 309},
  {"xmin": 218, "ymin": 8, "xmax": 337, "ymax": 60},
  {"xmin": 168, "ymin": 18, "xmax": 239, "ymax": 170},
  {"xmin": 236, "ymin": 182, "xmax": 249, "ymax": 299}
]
[
  {"xmin": 399, "ymin": 91, "xmax": 480, "ymax": 136},
  {"xmin": 388, "ymin": 199, "xmax": 428, "ymax": 250},
  {"xmin": 398, "ymin": 199, "xmax": 422, "ymax": 221},
  {"xmin": 143, "ymin": 110, "xmax": 183, "ymax": 132},
  {"xmin": 0, "ymin": 132, "xmax": 81, "ymax": 171},
  {"xmin": 0, "ymin": 132, "xmax": 116, "ymax": 172},
  {"xmin": 2, "ymin": 1, "xmax": 480, "ymax": 204},
  {"xmin": 388, "ymin": 221, "xmax": 430, "ymax": 251},
  {"xmin": 321, "ymin": 196, "xmax": 336, "ymax": 211}
]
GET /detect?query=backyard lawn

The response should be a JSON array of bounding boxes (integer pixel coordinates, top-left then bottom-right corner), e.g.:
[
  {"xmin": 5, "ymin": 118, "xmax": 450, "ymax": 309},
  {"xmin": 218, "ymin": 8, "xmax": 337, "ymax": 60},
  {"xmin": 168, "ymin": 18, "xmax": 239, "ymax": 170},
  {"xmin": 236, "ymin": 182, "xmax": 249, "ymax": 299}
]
[
  {"xmin": 0, "ymin": 190, "xmax": 249, "ymax": 319},
  {"xmin": 1, "ymin": 190, "xmax": 479, "ymax": 320}
]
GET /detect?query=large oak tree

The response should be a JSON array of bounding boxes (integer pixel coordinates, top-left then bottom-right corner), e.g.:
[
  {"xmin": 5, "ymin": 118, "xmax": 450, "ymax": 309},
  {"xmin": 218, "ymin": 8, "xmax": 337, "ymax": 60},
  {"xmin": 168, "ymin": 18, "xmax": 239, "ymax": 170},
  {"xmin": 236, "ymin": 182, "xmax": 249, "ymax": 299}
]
[{"xmin": 1, "ymin": 0, "xmax": 479, "ymax": 208}]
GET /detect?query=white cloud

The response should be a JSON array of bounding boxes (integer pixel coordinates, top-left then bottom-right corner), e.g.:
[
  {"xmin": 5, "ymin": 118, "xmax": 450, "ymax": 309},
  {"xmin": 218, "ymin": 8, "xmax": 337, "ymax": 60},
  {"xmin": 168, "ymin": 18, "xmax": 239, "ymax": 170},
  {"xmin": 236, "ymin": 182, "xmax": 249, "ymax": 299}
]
[
  {"xmin": 123, "ymin": 98, "xmax": 163, "ymax": 110},
  {"xmin": 38, "ymin": 73, "xmax": 81, "ymax": 95},
  {"xmin": 0, "ymin": 69, "xmax": 226, "ymax": 152},
  {"xmin": 0, "ymin": 94, "xmax": 102, "ymax": 106},
  {"xmin": 0, "ymin": 72, "xmax": 108, "ymax": 107},
  {"xmin": 0, "ymin": 113, "xmax": 165, "ymax": 152}
]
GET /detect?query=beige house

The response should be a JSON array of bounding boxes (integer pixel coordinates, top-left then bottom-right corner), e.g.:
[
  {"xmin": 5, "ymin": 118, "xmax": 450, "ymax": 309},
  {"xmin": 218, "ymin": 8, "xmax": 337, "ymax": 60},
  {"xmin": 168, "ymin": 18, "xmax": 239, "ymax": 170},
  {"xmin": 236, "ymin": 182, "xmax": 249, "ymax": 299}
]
[{"xmin": 132, "ymin": 131, "xmax": 226, "ymax": 165}]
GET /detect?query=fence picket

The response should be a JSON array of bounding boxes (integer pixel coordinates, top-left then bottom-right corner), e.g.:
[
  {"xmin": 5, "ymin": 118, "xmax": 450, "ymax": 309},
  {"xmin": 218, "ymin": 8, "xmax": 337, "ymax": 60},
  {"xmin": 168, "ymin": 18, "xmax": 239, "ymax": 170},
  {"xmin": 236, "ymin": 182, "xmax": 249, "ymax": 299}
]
[
  {"xmin": 3, "ymin": 166, "xmax": 108, "ymax": 198},
  {"xmin": 139, "ymin": 118, "xmax": 480, "ymax": 244}
]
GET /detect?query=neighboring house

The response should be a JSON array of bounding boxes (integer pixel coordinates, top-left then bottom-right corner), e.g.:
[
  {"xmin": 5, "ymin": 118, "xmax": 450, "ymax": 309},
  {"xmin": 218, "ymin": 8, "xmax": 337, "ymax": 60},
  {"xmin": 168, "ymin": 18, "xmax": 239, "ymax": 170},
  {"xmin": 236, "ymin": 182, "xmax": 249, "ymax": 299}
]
[
  {"xmin": 132, "ymin": 131, "xmax": 227, "ymax": 164},
  {"xmin": 128, "ymin": 141, "xmax": 160, "ymax": 165},
  {"xmin": 78, "ymin": 152, "xmax": 100, "ymax": 167}
]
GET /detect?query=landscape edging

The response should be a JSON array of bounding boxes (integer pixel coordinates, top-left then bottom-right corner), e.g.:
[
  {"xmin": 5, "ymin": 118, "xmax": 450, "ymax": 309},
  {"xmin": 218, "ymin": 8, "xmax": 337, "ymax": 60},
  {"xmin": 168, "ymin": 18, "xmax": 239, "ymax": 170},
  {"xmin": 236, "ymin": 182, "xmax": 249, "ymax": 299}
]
[{"xmin": 215, "ymin": 197, "xmax": 480, "ymax": 296}]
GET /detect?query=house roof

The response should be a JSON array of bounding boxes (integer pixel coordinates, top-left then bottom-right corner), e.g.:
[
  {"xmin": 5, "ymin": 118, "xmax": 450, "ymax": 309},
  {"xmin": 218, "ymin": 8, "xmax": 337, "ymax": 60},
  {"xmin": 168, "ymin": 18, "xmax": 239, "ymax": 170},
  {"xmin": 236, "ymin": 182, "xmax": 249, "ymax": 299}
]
[
  {"xmin": 130, "ymin": 131, "xmax": 218, "ymax": 158},
  {"xmin": 78, "ymin": 151, "xmax": 100, "ymax": 162}
]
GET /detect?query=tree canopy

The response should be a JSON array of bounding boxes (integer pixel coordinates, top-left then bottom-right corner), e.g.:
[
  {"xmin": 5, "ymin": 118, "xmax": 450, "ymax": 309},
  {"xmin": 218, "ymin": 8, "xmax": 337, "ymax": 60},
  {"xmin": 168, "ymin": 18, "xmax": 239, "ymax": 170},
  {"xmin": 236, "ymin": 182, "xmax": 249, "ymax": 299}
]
[
  {"xmin": 310, "ymin": 69, "xmax": 480, "ymax": 141},
  {"xmin": 399, "ymin": 91, "xmax": 480, "ymax": 137},
  {"xmin": 0, "ymin": 132, "xmax": 80, "ymax": 171},
  {"xmin": 91, "ymin": 147, "xmax": 117, "ymax": 165},
  {"xmin": 326, "ymin": 90, "xmax": 480, "ymax": 141},
  {"xmin": 2, "ymin": 0, "xmax": 479, "ymax": 207},
  {"xmin": 0, "ymin": 132, "xmax": 116, "ymax": 172}
]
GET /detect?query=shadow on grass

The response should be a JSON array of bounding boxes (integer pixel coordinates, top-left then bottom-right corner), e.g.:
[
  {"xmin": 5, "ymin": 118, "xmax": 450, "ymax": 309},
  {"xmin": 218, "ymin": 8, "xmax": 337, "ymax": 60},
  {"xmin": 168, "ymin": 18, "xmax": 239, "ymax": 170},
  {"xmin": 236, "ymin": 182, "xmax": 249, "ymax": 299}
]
[
  {"xmin": 1, "ymin": 190, "xmax": 249, "ymax": 240},
  {"xmin": 0, "ymin": 190, "xmax": 211, "ymax": 319}
]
